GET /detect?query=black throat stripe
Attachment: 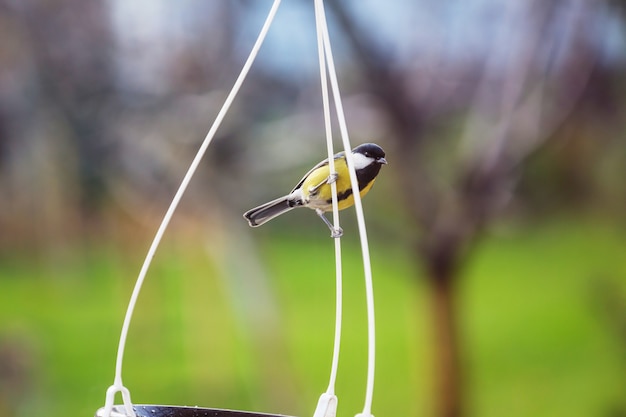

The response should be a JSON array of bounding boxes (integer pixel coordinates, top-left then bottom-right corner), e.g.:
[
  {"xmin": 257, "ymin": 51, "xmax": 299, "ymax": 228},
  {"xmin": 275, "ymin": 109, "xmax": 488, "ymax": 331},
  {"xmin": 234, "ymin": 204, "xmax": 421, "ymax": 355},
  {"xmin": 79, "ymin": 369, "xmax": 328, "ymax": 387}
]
[{"xmin": 326, "ymin": 163, "xmax": 382, "ymax": 204}]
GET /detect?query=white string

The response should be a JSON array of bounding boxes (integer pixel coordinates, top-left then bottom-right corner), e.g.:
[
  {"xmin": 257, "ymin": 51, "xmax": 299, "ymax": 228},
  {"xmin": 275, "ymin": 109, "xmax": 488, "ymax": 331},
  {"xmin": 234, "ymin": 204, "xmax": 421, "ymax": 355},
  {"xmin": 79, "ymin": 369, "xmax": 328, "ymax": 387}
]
[
  {"xmin": 315, "ymin": 2, "xmax": 377, "ymax": 417},
  {"xmin": 315, "ymin": 0, "xmax": 342, "ymax": 393},
  {"xmin": 312, "ymin": 0, "xmax": 342, "ymax": 416},
  {"xmin": 99, "ymin": 1, "xmax": 283, "ymax": 416}
]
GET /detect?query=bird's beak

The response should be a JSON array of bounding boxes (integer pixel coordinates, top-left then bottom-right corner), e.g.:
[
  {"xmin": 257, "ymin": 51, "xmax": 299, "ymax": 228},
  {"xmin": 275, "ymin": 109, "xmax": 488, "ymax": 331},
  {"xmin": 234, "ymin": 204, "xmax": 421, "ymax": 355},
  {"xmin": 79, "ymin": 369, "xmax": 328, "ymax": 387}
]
[{"xmin": 378, "ymin": 157, "xmax": 388, "ymax": 165}]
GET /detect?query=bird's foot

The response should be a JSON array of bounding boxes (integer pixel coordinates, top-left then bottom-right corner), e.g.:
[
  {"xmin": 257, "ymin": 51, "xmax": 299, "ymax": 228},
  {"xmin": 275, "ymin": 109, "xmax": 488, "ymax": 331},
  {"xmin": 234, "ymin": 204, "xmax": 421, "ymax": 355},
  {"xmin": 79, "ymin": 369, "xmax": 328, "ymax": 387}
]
[{"xmin": 316, "ymin": 208, "xmax": 343, "ymax": 238}]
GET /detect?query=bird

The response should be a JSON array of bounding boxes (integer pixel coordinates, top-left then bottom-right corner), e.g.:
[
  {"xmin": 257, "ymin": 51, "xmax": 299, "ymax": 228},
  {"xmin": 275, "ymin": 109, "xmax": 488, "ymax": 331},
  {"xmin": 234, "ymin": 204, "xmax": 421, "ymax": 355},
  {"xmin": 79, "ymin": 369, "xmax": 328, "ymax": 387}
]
[{"xmin": 243, "ymin": 143, "xmax": 387, "ymax": 237}]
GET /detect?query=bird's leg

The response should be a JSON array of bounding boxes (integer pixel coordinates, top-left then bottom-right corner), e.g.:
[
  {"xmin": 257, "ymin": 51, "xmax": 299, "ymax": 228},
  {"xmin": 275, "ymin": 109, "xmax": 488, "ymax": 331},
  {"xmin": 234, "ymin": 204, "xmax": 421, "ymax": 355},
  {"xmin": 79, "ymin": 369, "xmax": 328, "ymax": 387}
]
[
  {"xmin": 308, "ymin": 172, "xmax": 338, "ymax": 195},
  {"xmin": 315, "ymin": 208, "xmax": 343, "ymax": 238}
]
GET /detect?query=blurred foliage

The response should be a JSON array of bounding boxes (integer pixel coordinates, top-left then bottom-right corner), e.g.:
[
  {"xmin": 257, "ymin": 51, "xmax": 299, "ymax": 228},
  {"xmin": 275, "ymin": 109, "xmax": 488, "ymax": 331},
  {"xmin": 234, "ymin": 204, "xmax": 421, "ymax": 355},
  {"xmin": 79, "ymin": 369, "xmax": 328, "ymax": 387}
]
[
  {"xmin": 1, "ymin": 220, "xmax": 625, "ymax": 417},
  {"xmin": 0, "ymin": 0, "xmax": 625, "ymax": 417}
]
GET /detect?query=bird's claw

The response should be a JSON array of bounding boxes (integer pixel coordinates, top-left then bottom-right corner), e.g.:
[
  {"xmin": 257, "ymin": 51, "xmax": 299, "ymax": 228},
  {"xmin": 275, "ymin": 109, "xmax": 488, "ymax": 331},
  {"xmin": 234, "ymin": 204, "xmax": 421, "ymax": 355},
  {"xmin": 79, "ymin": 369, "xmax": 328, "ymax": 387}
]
[{"xmin": 316, "ymin": 208, "xmax": 343, "ymax": 238}]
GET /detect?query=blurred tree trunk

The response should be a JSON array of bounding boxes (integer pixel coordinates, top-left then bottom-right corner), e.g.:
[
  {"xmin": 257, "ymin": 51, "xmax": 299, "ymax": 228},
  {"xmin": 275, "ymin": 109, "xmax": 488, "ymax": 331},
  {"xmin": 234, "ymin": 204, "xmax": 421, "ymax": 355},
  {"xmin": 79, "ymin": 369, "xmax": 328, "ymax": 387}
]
[{"xmin": 427, "ymin": 257, "xmax": 462, "ymax": 417}]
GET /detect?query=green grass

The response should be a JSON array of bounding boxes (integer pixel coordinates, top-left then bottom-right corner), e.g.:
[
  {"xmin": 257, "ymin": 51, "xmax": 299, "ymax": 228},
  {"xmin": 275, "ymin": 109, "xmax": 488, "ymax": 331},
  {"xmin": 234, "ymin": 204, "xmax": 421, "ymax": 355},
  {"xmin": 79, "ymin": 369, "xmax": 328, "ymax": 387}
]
[
  {"xmin": 0, "ymin": 217, "xmax": 624, "ymax": 417},
  {"xmin": 461, "ymin": 221, "xmax": 626, "ymax": 417}
]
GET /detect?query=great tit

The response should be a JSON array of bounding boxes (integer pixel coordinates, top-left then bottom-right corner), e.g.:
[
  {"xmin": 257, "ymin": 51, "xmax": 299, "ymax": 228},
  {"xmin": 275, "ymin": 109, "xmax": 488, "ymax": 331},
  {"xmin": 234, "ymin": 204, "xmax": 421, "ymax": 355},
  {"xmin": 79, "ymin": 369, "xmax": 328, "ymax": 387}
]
[{"xmin": 243, "ymin": 143, "xmax": 387, "ymax": 237}]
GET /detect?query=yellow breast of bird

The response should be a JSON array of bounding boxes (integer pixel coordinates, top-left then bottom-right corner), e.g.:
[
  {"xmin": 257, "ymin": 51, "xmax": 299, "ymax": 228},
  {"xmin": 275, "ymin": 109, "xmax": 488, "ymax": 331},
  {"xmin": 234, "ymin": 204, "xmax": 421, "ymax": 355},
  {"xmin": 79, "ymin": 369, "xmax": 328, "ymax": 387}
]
[{"xmin": 300, "ymin": 156, "xmax": 376, "ymax": 211}]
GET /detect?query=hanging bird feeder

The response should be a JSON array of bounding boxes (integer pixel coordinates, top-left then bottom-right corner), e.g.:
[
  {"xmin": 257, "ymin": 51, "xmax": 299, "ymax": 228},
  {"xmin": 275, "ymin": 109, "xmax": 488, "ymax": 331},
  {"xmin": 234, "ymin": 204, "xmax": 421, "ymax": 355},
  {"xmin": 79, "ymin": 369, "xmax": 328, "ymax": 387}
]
[{"xmin": 95, "ymin": 2, "xmax": 378, "ymax": 417}]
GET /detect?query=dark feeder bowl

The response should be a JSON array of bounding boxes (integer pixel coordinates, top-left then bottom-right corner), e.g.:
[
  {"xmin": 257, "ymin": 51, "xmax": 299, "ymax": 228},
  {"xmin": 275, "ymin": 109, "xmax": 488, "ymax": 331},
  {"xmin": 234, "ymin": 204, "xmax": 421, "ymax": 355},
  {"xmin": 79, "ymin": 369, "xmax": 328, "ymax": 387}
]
[{"xmin": 96, "ymin": 405, "xmax": 295, "ymax": 417}]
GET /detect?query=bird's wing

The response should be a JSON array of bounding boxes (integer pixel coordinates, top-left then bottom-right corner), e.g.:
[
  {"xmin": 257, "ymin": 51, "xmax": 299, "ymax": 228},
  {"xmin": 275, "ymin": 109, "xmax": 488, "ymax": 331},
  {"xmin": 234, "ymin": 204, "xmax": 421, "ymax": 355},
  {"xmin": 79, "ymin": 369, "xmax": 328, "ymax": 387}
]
[{"xmin": 291, "ymin": 151, "xmax": 345, "ymax": 193}]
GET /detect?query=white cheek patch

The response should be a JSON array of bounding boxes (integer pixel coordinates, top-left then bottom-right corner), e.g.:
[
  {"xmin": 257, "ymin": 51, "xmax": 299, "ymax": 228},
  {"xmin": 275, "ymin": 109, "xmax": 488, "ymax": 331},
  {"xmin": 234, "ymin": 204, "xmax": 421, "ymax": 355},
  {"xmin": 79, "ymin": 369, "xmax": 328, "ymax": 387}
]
[{"xmin": 351, "ymin": 152, "xmax": 372, "ymax": 170}]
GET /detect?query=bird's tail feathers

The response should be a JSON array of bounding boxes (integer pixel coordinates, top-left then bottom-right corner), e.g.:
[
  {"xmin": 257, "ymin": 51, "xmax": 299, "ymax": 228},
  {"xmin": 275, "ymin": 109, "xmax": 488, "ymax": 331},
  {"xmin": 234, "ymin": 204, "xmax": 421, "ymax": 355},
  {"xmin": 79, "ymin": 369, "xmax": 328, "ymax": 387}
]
[{"xmin": 243, "ymin": 195, "xmax": 295, "ymax": 227}]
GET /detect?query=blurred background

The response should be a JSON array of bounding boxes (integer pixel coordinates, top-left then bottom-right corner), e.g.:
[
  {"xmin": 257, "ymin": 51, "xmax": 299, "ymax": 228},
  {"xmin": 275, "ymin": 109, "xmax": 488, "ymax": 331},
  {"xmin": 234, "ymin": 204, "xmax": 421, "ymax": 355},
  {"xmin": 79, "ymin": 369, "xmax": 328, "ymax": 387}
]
[{"xmin": 0, "ymin": 0, "xmax": 625, "ymax": 417}]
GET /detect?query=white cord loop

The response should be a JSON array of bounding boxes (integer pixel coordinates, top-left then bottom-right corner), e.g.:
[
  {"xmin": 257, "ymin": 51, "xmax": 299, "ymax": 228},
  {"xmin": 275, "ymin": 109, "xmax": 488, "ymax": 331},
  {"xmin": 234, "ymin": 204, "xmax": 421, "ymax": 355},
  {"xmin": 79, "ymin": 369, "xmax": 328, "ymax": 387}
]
[{"xmin": 313, "ymin": 1, "xmax": 377, "ymax": 417}]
